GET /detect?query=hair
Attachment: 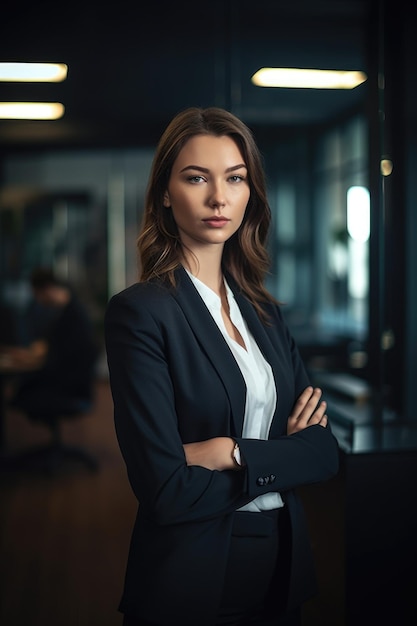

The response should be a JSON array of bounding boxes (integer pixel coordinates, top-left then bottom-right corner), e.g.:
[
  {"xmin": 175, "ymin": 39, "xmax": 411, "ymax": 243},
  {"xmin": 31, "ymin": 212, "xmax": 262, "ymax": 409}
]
[
  {"xmin": 29, "ymin": 267, "xmax": 69, "ymax": 291},
  {"xmin": 138, "ymin": 106, "xmax": 277, "ymax": 318}
]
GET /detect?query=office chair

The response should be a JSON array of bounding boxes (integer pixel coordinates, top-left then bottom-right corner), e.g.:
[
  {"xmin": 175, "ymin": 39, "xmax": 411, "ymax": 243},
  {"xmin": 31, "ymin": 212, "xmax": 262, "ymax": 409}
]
[
  {"xmin": 3, "ymin": 274, "xmax": 100, "ymax": 474},
  {"xmin": 13, "ymin": 395, "xmax": 99, "ymax": 474},
  {"xmin": 5, "ymin": 373, "xmax": 99, "ymax": 475}
]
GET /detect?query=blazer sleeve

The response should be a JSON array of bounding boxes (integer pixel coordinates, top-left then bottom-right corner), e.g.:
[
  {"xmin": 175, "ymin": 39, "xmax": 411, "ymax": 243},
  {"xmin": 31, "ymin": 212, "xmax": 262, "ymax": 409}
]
[
  {"xmin": 105, "ymin": 288, "xmax": 247, "ymax": 526},
  {"xmin": 236, "ymin": 302, "xmax": 340, "ymax": 499}
]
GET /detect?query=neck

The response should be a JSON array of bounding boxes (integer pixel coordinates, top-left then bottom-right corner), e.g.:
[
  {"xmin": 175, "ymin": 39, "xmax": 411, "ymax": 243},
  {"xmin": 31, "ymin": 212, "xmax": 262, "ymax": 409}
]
[{"xmin": 182, "ymin": 245, "xmax": 224, "ymax": 295}]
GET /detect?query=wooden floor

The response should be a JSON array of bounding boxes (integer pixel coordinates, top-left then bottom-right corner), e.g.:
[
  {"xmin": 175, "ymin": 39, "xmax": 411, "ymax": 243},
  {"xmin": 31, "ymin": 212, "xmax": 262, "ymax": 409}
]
[
  {"xmin": 0, "ymin": 378, "xmax": 137, "ymax": 626},
  {"xmin": 0, "ymin": 377, "xmax": 345, "ymax": 626}
]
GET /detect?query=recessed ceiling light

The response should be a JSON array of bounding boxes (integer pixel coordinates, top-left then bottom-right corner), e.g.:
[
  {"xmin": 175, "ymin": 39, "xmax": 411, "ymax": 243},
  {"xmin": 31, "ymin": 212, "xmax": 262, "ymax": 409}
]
[
  {"xmin": 251, "ymin": 68, "xmax": 367, "ymax": 89},
  {"xmin": 0, "ymin": 62, "xmax": 68, "ymax": 82},
  {"xmin": 0, "ymin": 102, "xmax": 65, "ymax": 120}
]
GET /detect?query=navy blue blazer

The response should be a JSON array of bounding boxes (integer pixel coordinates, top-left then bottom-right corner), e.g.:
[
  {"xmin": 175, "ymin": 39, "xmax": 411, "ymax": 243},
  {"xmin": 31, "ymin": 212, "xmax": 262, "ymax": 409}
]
[{"xmin": 105, "ymin": 267, "xmax": 339, "ymax": 625}]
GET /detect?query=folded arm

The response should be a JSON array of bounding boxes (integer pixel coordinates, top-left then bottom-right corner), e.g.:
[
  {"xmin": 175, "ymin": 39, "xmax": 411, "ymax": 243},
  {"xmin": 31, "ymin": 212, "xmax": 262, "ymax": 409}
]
[{"xmin": 183, "ymin": 386, "xmax": 330, "ymax": 472}]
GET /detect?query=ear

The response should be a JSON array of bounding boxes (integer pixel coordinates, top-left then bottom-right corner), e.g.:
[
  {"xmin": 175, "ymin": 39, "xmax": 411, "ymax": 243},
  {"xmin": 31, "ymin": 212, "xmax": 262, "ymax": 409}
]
[{"xmin": 163, "ymin": 191, "xmax": 171, "ymax": 208}]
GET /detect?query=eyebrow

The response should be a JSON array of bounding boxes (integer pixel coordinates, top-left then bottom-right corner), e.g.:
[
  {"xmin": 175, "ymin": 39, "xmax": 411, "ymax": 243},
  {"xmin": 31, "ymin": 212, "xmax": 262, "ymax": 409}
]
[{"xmin": 179, "ymin": 164, "xmax": 247, "ymax": 174}]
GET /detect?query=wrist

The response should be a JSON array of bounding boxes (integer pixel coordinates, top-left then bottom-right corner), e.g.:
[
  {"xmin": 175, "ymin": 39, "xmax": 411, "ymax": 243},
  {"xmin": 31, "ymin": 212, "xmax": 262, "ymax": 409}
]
[{"xmin": 232, "ymin": 441, "xmax": 245, "ymax": 469}]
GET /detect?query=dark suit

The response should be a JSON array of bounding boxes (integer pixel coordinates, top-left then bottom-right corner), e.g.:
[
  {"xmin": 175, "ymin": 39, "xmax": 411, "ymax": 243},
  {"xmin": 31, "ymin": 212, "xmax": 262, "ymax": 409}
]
[{"xmin": 105, "ymin": 268, "xmax": 339, "ymax": 626}]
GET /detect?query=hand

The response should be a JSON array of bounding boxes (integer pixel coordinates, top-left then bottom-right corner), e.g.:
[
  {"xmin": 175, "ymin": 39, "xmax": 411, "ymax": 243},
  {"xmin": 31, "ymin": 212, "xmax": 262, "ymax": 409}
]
[
  {"xmin": 183, "ymin": 437, "xmax": 237, "ymax": 471},
  {"xmin": 2, "ymin": 341, "xmax": 47, "ymax": 368},
  {"xmin": 287, "ymin": 386, "xmax": 328, "ymax": 435}
]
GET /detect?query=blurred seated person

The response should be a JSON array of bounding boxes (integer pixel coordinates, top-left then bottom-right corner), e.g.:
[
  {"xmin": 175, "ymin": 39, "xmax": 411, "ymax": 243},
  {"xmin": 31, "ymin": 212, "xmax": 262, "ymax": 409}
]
[
  {"xmin": 8, "ymin": 268, "xmax": 98, "ymax": 419},
  {"xmin": 0, "ymin": 301, "xmax": 18, "ymax": 347}
]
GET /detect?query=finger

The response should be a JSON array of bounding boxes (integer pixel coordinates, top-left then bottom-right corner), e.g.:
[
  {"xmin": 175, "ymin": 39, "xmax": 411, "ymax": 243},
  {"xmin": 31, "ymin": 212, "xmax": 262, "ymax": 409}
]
[
  {"xmin": 289, "ymin": 386, "xmax": 314, "ymax": 419},
  {"xmin": 307, "ymin": 401, "xmax": 327, "ymax": 425},
  {"xmin": 296, "ymin": 388, "xmax": 323, "ymax": 421},
  {"xmin": 318, "ymin": 414, "xmax": 328, "ymax": 428}
]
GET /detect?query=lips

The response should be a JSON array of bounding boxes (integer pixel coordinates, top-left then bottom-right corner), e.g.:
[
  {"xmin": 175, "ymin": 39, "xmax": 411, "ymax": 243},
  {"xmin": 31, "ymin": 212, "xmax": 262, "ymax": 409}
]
[{"xmin": 202, "ymin": 216, "xmax": 230, "ymax": 227}]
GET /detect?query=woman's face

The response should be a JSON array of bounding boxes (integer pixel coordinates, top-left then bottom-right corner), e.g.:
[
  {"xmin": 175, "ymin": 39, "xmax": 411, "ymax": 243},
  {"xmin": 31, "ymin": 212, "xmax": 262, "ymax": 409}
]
[{"xmin": 163, "ymin": 134, "xmax": 250, "ymax": 252}]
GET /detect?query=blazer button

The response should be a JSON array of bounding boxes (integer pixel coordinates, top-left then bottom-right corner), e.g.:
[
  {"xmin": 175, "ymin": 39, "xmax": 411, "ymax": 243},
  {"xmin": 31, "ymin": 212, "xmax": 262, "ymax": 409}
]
[{"xmin": 257, "ymin": 477, "xmax": 265, "ymax": 486}]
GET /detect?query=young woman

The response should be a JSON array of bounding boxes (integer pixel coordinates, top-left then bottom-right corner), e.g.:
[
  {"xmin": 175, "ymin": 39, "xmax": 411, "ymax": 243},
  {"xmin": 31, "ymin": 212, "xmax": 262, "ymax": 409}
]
[{"xmin": 105, "ymin": 107, "xmax": 339, "ymax": 626}]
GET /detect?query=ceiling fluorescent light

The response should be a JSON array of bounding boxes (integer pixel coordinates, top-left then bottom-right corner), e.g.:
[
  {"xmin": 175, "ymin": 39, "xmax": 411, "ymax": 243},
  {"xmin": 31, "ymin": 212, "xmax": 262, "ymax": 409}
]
[
  {"xmin": 0, "ymin": 62, "xmax": 68, "ymax": 82},
  {"xmin": 251, "ymin": 68, "xmax": 367, "ymax": 89},
  {"xmin": 0, "ymin": 102, "xmax": 65, "ymax": 120}
]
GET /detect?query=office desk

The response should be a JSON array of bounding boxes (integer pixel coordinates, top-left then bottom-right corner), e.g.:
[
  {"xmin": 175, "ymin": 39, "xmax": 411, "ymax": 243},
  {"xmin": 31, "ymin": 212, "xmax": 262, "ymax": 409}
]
[{"xmin": 314, "ymin": 393, "xmax": 417, "ymax": 625}]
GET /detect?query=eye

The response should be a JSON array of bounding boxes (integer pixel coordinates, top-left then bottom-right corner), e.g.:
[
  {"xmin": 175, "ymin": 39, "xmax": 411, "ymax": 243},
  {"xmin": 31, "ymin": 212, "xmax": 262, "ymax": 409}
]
[
  {"xmin": 228, "ymin": 174, "xmax": 246, "ymax": 183},
  {"xmin": 187, "ymin": 175, "xmax": 206, "ymax": 184}
]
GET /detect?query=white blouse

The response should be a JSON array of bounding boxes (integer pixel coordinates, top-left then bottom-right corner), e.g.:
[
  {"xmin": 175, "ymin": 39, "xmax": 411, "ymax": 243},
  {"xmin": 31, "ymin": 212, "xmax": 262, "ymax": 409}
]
[{"xmin": 186, "ymin": 271, "xmax": 284, "ymax": 511}]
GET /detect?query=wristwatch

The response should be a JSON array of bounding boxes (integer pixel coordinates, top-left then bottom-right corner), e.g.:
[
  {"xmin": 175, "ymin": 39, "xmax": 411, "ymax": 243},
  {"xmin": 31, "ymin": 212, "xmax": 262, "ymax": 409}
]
[{"xmin": 232, "ymin": 441, "xmax": 244, "ymax": 467}]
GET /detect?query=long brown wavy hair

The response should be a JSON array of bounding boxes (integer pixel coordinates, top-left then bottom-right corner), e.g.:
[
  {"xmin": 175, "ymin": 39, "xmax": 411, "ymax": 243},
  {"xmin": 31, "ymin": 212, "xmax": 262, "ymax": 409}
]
[{"xmin": 138, "ymin": 106, "xmax": 276, "ymax": 319}]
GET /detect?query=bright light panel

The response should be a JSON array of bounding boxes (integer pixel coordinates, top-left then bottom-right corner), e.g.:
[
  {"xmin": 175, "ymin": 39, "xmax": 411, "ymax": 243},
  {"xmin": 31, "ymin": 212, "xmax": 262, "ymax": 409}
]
[
  {"xmin": 347, "ymin": 186, "xmax": 370, "ymax": 243},
  {"xmin": 0, "ymin": 102, "xmax": 65, "ymax": 120},
  {"xmin": 0, "ymin": 62, "xmax": 68, "ymax": 82},
  {"xmin": 251, "ymin": 67, "xmax": 367, "ymax": 89}
]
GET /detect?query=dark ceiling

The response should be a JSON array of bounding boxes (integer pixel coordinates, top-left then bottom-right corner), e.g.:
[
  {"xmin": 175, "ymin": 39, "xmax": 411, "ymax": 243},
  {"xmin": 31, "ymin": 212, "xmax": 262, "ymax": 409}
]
[{"xmin": 0, "ymin": 0, "xmax": 372, "ymax": 151}]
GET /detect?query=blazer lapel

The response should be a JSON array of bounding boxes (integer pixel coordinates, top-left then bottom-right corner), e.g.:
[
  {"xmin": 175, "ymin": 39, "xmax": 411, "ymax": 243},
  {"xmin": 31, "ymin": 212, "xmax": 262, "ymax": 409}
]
[
  {"xmin": 225, "ymin": 273, "xmax": 281, "ymax": 376},
  {"xmin": 226, "ymin": 274, "xmax": 289, "ymax": 435},
  {"xmin": 172, "ymin": 268, "xmax": 247, "ymax": 436}
]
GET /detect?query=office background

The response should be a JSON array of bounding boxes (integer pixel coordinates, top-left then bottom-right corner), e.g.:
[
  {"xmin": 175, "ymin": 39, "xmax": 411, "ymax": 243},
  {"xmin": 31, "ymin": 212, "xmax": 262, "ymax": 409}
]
[{"xmin": 0, "ymin": 1, "xmax": 416, "ymax": 625}]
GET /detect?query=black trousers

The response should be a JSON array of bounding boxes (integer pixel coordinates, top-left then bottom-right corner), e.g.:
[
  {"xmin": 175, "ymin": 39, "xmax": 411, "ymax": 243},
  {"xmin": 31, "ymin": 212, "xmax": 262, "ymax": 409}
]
[{"xmin": 122, "ymin": 508, "xmax": 301, "ymax": 626}]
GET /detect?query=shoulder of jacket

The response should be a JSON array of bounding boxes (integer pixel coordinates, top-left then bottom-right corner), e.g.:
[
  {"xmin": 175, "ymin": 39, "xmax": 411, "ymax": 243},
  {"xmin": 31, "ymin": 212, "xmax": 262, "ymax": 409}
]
[{"xmin": 108, "ymin": 280, "xmax": 176, "ymax": 310}]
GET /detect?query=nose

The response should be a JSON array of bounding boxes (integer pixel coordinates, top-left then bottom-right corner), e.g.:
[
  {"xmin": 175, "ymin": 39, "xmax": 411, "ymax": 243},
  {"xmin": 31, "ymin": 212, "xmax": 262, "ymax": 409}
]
[{"xmin": 208, "ymin": 180, "xmax": 226, "ymax": 210}]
